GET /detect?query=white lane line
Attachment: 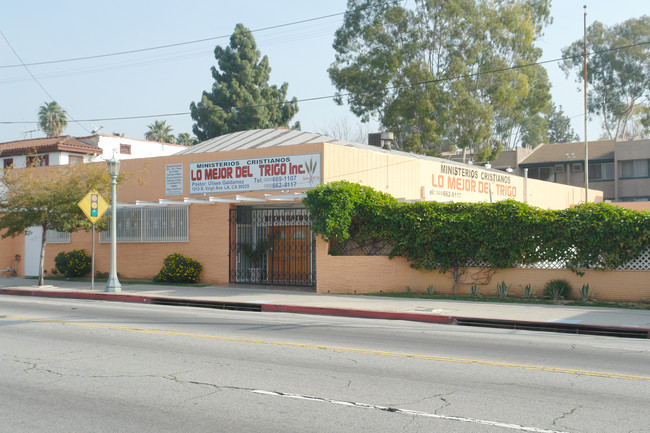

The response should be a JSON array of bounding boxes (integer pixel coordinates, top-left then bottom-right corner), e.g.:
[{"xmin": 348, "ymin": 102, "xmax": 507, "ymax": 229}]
[{"xmin": 252, "ymin": 390, "xmax": 569, "ymax": 433}]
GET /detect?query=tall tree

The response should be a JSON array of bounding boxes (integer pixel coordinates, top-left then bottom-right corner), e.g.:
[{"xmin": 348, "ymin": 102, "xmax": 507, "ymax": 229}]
[
  {"xmin": 517, "ymin": 103, "xmax": 579, "ymax": 147},
  {"xmin": 145, "ymin": 120, "xmax": 175, "ymax": 143},
  {"xmin": 545, "ymin": 104, "xmax": 580, "ymax": 144},
  {"xmin": 0, "ymin": 164, "xmax": 113, "ymax": 286},
  {"xmin": 190, "ymin": 23, "xmax": 299, "ymax": 141},
  {"xmin": 38, "ymin": 101, "xmax": 67, "ymax": 137},
  {"xmin": 329, "ymin": 0, "xmax": 553, "ymax": 155},
  {"xmin": 561, "ymin": 16, "xmax": 650, "ymax": 140},
  {"xmin": 176, "ymin": 132, "xmax": 198, "ymax": 146}
]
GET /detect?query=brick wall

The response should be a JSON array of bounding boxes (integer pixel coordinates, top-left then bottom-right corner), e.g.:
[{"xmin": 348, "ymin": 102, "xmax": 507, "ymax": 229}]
[
  {"xmin": 42, "ymin": 204, "xmax": 232, "ymax": 282},
  {"xmin": 316, "ymin": 238, "xmax": 650, "ymax": 302}
]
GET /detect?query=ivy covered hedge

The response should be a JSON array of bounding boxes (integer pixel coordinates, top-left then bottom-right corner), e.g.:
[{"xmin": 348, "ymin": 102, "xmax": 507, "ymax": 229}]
[{"xmin": 304, "ymin": 181, "xmax": 650, "ymax": 291}]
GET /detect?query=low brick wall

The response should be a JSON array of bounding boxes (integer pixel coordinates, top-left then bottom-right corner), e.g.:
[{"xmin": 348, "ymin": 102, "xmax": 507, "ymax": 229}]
[
  {"xmin": 40, "ymin": 204, "xmax": 231, "ymax": 283},
  {"xmin": 316, "ymin": 239, "xmax": 650, "ymax": 302}
]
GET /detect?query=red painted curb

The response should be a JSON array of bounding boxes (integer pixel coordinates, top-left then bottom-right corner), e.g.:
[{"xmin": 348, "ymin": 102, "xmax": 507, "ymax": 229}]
[
  {"xmin": 2, "ymin": 288, "xmax": 647, "ymax": 338},
  {"xmin": 0, "ymin": 288, "xmax": 152, "ymax": 304},
  {"xmin": 261, "ymin": 304, "xmax": 454, "ymax": 324}
]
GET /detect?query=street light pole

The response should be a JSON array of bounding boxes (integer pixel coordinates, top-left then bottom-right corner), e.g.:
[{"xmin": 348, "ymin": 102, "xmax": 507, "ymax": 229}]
[{"xmin": 106, "ymin": 154, "xmax": 121, "ymax": 292}]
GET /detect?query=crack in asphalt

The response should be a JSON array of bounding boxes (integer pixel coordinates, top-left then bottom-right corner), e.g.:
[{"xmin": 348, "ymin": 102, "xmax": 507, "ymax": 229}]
[
  {"xmin": 13, "ymin": 358, "xmax": 63, "ymax": 378},
  {"xmin": 552, "ymin": 407, "xmax": 578, "ymax": 427},
  {"xmin": 435, "ymin": 394, "xmax": 452, "ymax": 413},
  {"xmin": 11, "ymin": 357, "xmax": 570, "ymax": 433},
  {"xmin": 252, "ymin": 389, "xmax": 570, "ymax": 433},
  {"xmin": 159, "ymin": 376, "xmax": 567, "ymax": 433}
]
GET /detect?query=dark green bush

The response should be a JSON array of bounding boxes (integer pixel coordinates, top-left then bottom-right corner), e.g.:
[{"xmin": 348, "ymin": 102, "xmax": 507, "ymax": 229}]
[
  {"xmin": 304, "ymin": 182, "xmax": 650, "ymax": 273},
  {"xmin": 54, "ymin": 249, "xmax": 92, "ymax": 277},
  {"xmin": 544, "ymin": 279, "xmax": 573, "ymax": 301},
  {"xmin": 154, "ymin": 253, "xmax": 203, "ymax": 283}
]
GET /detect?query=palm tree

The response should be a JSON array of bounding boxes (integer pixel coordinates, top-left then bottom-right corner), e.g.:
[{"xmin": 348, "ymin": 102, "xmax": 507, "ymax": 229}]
[
  {"xmin": 38, "ymin": 101, "xmax": 67, "ymax": 137},
  {"xmin": 176, "ymin": 132, "xmax": 198, "ymax": 146},
  {"xmin": 145, "ymin": 120, "xmax": 175, "ymax": 143}
]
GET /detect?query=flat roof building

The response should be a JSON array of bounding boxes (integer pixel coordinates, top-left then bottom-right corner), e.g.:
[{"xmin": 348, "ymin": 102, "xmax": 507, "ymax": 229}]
[
  {"xmin": 494, "ymin": 137, "xmax": 650, "ymax": 203},
  {"xmin": 2, "ymin": 129, "xmax": 603, "ymax": 289}
]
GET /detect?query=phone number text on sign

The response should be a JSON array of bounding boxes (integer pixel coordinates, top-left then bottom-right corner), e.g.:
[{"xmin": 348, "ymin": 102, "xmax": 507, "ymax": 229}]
[{"xmin": 189, "ymin": 153, "xmax": 321, "ymax": 194}]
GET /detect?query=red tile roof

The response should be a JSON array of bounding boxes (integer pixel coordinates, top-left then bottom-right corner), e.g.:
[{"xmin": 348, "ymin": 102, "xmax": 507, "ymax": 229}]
[{"xmin": 0, "ymin": 136, "xmax": 100, "ymax": 157}]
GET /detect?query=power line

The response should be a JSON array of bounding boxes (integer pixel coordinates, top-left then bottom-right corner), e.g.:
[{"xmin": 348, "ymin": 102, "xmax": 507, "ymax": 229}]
[
  {"xmin": 2, "ymin": 37, "xmax": 648, "ymax": 128},
  {"xmin": 0, "ymin": 13, "xmax": 347, "ymax": 69},
  {"xmin": 0, "ymin": 0, "xmax": 406, "ymax": 70},
  {"xmin": 0, "ymin": 29, "xmax": 91, "ymax": 134},
  {"xmin": 403, "ymin": 40, "xmax": 650, "ymax": 89},
  {"xmin": 3, "ymin": 40, "xmax": 647, "ymax": 126}
]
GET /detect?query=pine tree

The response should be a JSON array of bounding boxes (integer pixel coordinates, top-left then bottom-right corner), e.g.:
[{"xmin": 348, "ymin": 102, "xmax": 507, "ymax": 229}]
[{"xmin": 190, "ymin": 24, "xmax": 298, "ymax": 141}]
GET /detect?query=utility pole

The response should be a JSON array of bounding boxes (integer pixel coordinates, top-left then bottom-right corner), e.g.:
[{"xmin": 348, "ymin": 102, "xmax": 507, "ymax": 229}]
[{"xmin": 583, "ymin": 5, "xmax": 589, "ymax": 203}]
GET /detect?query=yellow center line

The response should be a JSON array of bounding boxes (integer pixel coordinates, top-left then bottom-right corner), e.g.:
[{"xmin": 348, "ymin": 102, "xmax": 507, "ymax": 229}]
[{"xmin": 6, "ymin": 315, "xmax": 649, "ymax": 382}]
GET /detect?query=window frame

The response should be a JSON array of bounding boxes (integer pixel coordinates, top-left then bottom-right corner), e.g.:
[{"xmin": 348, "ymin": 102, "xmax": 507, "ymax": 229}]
[
  {"xmin": 620, "ymin": 159, "xmax": 649, "ymax": 179},
  {"xmin": 46, "ymin": 230, "xmax": 71, "ymax": 243},
  {"xmin": 527, "ymin": 166, "xmax": 555, "ymax": 182},
  {"xmin": 26, "ymin": 154, "xmax": 49, "ymax": 167},
  {"xmin": 100, "ymin": 205, "xmax": 189, "ymax": 243},
  {"xmin": 588, "ymin": 161, "xmax": 615, "ymax": 181},
  {"xmin": 69, "ymin": 155, "xmax": 84, "ymax": 165}
]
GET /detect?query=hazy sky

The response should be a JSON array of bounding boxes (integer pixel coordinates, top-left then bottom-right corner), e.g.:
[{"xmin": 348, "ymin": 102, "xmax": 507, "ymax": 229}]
[{"xmin": 1, "ymin": 1, "xmax": 647, "ymax": 144}]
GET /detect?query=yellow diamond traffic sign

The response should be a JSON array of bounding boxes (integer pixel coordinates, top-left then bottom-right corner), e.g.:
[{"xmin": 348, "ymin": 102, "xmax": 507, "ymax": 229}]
[{"xmin": 78, "ymin": 190, "xmax": 109, "ymax": 224}]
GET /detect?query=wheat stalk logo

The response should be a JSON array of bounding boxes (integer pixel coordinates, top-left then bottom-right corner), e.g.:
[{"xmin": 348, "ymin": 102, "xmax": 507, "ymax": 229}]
[{"xmin": 305, "ymin": 159, "xmax": 318, "ymax": 184}]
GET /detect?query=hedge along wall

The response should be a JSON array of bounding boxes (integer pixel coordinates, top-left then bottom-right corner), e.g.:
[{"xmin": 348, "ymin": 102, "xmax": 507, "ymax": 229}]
[{"xmin": 306, "ymin": 181, "xmax": 650, "ymax": 301}]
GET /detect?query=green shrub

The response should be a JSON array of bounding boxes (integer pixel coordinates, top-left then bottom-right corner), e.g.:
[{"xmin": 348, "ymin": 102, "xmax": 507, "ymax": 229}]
[
  {"xmin": 154, "ymin": 253, "xmax": 203, "ymax": 284},
  {"xmin": 520, "ymin": 284, "xmax": 536, "ymax": 298},
  {"xmin": 54, "ymin": 249, "xmax": 92, "ymax": 277},
  {"xmin": 304, "ymin": 183, "xmax": 650, "ymax": 283},
  {"xmin": 496, "ymin": 281, "xmax": 511, "ymax": 298},
  {"xmin": 578, "ymin": 284, "xmax": 596, "ymax": 301},
  {"xmin": 544, "ymin": 279, "xmax": 573, "ymax": 301}
]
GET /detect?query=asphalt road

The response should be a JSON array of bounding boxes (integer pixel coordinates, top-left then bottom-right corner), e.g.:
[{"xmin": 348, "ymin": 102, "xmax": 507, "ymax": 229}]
[{"xmin": 2, "ymin": 296, "xmax": 649, "ymax": 433}]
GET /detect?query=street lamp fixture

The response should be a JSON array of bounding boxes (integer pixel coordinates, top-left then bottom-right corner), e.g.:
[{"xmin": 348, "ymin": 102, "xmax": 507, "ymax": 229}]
[{"xmin": 106, "ymin": 154, "xmax": 121, "ymax": 292}]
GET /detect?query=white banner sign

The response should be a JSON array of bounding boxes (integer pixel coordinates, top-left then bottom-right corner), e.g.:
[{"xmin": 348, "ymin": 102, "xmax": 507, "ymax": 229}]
[
  {"xmin": 426, "ymin": 162, "xmax": 521, "ymax": 202},
  {"xmin": 189, "ymin": 153, "xmax": 321, "ymax": 194},
  {"xmin": 165, "ymin": 163, "xmax": 183, "ymax": 196}
]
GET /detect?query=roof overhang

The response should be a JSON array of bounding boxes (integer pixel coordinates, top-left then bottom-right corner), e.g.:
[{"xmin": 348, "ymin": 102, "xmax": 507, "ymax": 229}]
[{"xmin": 113, "ymin": 193, "xmax": 307, "ymax": 208}]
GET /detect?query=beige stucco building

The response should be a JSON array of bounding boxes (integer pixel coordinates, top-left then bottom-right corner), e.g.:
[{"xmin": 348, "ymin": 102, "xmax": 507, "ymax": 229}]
[
  {"xmin": 6, "ymin": 129, "xmax": 648, "ymax": 302},
  {"xmin": 494, "ymin": 137, "xmax": 650, "ymax": 203}
]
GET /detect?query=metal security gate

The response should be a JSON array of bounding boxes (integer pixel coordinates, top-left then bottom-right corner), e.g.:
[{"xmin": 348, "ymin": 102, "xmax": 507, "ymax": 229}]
[{"xmin": 229, "ymin": 207, "xmax": 315, "ymax": 286}]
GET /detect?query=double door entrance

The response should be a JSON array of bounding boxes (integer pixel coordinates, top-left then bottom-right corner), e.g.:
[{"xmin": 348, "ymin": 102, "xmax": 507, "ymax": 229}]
[{"xmin": 229, "ymin": 207, "xmax": 315, "ymax": 286}]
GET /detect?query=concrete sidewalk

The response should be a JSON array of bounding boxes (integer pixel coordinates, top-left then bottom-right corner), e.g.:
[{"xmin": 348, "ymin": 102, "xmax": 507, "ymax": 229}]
[{"xmin": 1, "ymin": 277, "xmax": 649, "ymax": 338}]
